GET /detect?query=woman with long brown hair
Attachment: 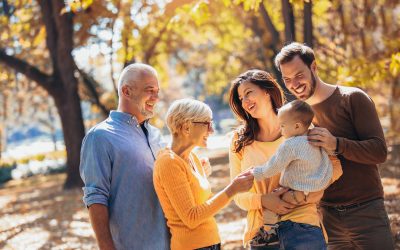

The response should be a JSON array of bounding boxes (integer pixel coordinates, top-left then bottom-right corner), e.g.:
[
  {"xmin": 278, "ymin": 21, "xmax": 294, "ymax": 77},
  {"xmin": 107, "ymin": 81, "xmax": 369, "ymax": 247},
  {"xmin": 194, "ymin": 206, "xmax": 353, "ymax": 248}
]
[{"xmin": 228, "ymin": 69, "xmax": 342, "ymax": 249}]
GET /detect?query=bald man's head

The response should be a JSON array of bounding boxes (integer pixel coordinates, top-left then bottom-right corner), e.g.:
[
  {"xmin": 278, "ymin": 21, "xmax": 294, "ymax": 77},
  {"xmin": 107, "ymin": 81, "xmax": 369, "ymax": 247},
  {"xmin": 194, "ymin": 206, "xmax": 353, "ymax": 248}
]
[
  {"xmin": 117, "ymin": 63, "xmax": 160, "ymax": 123},
  {"xmin": 117, "ymin": 63, "xmax": 158, "ymax": 97}
]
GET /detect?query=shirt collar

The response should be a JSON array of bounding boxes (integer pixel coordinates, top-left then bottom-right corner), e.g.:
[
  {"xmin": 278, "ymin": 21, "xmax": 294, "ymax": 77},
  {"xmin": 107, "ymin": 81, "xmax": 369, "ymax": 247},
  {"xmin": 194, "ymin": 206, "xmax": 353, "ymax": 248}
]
[{"xmin": 110, "ymin": 110, "xmax": 148, "ymax": 127}]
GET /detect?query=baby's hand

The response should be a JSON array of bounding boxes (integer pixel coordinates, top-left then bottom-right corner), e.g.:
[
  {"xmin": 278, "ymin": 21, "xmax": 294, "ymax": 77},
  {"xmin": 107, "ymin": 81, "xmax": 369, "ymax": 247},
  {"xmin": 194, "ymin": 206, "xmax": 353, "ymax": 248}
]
[
  {"xmin": 200, "ymin": 157, "xmax": 212, "ymax": 177},
  {"xmin": 281, "ymin": 190, "xmax": 306, "ymax": 205},
  {"xmin": 246, "ymin": 166, "xmax": 255, "ymax": 176},
  {"xmin": 272, "ymin": 186, "xmax": 287, "ymax": 194}
]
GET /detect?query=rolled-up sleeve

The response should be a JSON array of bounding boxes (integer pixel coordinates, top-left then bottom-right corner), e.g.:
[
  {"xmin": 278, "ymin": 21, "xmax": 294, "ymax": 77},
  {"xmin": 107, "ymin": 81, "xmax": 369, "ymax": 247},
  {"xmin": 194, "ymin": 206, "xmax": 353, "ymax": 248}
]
[{"xmin": 79, "ymin": 131, "xmax": 112, "ymax": 207}]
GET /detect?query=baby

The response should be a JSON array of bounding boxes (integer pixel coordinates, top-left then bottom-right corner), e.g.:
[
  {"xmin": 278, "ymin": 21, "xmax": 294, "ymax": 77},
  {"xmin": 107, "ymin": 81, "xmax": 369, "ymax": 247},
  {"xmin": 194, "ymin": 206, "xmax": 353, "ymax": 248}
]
[{"xmin": 252, "ymin": 100, "xmax": 333, "ymax": 225}]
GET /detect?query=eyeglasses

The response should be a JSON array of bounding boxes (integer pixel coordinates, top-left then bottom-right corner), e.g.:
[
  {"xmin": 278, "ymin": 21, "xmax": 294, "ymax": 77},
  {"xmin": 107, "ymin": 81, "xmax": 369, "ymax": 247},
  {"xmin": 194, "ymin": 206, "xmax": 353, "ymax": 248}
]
[{"xmin": 192, "ymin": 120, "xmax": 214, "ymax": 130}]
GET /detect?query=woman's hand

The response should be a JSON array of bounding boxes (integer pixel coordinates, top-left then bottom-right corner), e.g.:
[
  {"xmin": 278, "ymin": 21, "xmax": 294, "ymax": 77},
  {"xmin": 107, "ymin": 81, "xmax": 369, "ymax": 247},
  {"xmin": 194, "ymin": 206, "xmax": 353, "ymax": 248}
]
[
  {"xmin": 225, "ymin": 170, "xmax": 254, "ymax": 197},
  {"xmin": 200, "ymin": 157, "xmax": 212, "ymax": 177},
  {"xmin": 261, "ymin": 188, "xmax": 296, "ymax": 215}
]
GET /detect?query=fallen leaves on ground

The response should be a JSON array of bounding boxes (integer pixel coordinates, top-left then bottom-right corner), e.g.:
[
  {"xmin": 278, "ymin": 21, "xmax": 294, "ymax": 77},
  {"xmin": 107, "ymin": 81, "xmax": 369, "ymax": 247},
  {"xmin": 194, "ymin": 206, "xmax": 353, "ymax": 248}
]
[{"xmin": 0, "ymin": 158, "xmax": 399, "ymax": 249}]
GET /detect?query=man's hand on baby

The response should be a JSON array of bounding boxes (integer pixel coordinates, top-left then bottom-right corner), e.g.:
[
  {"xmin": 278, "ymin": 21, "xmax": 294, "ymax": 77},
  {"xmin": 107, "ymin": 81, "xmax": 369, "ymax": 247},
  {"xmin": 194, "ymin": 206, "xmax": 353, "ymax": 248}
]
[{"xmin": 307, "ymin": 127, "xmax": 336, "ymax": 152}]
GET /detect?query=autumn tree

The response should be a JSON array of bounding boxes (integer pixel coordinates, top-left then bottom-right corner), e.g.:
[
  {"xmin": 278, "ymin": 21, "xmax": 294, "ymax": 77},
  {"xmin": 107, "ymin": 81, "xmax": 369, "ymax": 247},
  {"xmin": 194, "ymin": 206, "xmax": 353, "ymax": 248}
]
[{"xmin": 0, "ymin": 0, "xmax": 197, "ymax": 187}]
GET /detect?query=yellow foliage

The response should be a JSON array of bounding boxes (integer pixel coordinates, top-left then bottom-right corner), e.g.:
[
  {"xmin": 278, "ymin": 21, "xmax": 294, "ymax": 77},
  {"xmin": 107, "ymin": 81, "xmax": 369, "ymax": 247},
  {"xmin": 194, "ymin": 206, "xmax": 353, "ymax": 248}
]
[
  {"xmin": 32, "ymin": 27, "xmax": 45, "ymax": 47},
  {"xmin": 65, "ymin": 0, "xmax": 94, "ymax": 12},
  {"xmin": 390, "ymin": 53, "xmax": 400, "ymax": 77}
]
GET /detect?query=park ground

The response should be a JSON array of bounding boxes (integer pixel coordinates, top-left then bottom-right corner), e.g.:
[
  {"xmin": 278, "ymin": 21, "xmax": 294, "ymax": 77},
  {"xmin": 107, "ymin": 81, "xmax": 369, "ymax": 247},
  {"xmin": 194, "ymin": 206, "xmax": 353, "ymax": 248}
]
[{"xmin": 0, "ymin": 152, "xmax": 399, "ymax": 249}]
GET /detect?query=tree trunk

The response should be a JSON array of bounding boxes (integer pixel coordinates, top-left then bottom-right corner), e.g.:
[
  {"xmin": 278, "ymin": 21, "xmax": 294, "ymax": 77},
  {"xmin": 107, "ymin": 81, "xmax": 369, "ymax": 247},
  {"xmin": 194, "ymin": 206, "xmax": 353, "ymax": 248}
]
[
  {"xmin": 53, "ymin": 86, "xmax": 85, "ymax": 189},
  {"xmin": 303, "ymin": 0, "xmax": 313, "ymax": 47},
  {"xmin": 0, "ymin": 0, "xmax": 87, "ymax": 189},
  {"xmin": 257, "ymin": 3, "xmax": 292, "ymax": 99},
  {"xmin": 281, "ymin": 0, "xmax": 296, "ymax": 42}
]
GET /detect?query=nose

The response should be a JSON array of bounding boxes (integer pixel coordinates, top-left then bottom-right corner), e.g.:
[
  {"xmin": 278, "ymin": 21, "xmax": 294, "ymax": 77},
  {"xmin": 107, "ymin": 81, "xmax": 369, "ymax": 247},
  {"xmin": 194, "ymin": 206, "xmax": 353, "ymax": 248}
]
[
  {"xmin": 209, "ymin": 125, "xmax": 214, "ymax": 134},
  {"xmin": 292, "ymin": 79, "xmax": 301, "ymax": 89},
  {"xmin": 151, "ymin": 91, "xmax": 159, "ymax": 101}
]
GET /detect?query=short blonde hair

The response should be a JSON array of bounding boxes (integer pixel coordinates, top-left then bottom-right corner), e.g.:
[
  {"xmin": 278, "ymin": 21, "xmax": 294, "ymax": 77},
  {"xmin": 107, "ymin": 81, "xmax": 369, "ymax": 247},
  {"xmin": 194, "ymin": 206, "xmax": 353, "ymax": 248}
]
[{"xmin": 166, "ymin": 98, "xmax": 212, "ymax": 135}]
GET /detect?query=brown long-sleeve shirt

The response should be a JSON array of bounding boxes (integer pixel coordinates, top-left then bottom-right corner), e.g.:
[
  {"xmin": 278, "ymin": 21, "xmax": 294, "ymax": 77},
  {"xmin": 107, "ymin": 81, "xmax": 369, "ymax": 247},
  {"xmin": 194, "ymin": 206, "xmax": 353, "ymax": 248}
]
[{"xmin": 312, "ymin": 86, "xmax": 387, "ymax": 206}]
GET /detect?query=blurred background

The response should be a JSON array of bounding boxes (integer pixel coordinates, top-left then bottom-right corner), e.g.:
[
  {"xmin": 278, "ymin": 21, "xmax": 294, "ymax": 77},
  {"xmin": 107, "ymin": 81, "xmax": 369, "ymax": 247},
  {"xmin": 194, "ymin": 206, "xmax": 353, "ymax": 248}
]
[{"xmin": 0, "ymin": 0, "xmax": 399, "ymax": 249}]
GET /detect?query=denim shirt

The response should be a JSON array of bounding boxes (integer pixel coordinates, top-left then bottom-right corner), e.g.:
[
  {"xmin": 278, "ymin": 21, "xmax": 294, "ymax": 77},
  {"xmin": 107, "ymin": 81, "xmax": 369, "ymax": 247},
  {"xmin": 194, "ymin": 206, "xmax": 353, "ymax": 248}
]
[{"xmin": 80, "ymin": 111, "xmax": 170, "ymax": 250}]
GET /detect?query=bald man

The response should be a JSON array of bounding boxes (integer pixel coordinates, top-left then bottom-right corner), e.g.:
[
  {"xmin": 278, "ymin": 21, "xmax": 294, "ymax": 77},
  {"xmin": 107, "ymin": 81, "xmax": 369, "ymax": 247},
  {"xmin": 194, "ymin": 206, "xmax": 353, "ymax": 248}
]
[{"xmin": 80, "ymin": 64, "xmax": 170, "ymax": 250}]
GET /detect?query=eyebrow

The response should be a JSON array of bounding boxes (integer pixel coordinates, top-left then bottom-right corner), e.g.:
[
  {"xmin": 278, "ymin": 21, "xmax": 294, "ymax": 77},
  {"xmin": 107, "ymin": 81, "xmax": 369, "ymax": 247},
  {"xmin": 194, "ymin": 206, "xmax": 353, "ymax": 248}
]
[
  {"xmin": 144, "ymin": 86, "xmax": 159, "ymax": 90},
  {"xmin": 284, "ymin": 70, "xmax": 304, "ymax": 78},
  {"xmin": 238, "ymin": 87, "xmax": 251, "ymax": 97}
]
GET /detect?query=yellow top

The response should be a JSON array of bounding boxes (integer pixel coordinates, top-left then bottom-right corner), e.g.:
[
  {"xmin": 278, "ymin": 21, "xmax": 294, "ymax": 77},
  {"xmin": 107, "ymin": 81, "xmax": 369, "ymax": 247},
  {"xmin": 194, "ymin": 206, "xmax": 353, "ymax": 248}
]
[
  {"xmin": 229, "ymin": 134, "xmax": 342, "ymax": 245},
  {"xmin": 154, "ymin": 148, "xmax": 231, "ymax": 250}
]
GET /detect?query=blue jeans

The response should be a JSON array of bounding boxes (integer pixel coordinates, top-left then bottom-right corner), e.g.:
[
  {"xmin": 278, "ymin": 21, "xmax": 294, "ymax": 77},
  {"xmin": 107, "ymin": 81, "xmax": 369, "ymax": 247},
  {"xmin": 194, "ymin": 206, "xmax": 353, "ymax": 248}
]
[
  {"xmin": 277, "ymin": 221, "xmax": 326, "ymax": 250},
  {"xmin": 250, "ymin": 221, "xmax": 326, "ymax": 250}
]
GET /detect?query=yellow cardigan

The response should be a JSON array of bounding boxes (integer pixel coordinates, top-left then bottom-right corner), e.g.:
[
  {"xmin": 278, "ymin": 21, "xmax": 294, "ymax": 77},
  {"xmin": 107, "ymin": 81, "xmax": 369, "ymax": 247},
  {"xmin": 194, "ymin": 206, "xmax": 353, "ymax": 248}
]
[
  {"xmin": 154, "ymin": 149, "xmax": 231, "ymax": 250},
  {"xmin": 229, "ymin": 134, "xmax": 342, "ymax": 246}
]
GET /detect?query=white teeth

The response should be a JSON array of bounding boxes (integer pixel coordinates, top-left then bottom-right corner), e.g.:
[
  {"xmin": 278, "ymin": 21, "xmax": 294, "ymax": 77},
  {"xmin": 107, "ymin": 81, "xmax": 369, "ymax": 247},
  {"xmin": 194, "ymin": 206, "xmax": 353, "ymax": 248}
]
[
  {"xmin": 248, "ymin": 104, "xmax": 255, "ymax": 110},
  {"xmin": 294, "ymin": 85, "xmax": 306, "ymax": 94}
]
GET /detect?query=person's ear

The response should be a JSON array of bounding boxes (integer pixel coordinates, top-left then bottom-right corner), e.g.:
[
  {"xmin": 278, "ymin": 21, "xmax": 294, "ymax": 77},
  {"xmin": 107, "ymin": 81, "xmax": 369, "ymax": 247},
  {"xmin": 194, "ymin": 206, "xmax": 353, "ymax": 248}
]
[
  {"xmin": 181, "ymin": 122, "xmax": 191, "ymax": 136},
  {"xmin": 310, "ymin": 61, "xmax": 317, "ymax": 73},
  {"xmin": 295, "ymin": 122, "xmax": 301, "ymax": 129},
  {"xmin": 121, "ymin": 84, "xmax": 131, "ymax": 97}
]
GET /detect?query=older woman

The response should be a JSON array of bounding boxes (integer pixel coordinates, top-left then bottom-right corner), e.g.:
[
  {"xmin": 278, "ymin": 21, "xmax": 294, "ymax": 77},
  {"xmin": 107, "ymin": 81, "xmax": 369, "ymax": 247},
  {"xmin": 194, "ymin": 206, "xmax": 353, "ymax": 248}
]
[
  {"xmin": 228, "ymin": 70, "xmax": 342, "ymax": 249},
  {"xmin": 153, "ymin": 98, "xmax": 254, "ymax": 250}
]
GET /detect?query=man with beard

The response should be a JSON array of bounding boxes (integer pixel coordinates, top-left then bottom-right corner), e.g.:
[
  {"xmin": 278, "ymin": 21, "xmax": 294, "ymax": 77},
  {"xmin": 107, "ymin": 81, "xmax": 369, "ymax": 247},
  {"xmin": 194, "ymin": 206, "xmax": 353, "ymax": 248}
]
[
  {"xmin": 80, "ymin": 63, "xmax": 170, "ymax": 250},
  {"xmin": 274, "ymin": 42, "xmax": 394, "ymax": 250}
]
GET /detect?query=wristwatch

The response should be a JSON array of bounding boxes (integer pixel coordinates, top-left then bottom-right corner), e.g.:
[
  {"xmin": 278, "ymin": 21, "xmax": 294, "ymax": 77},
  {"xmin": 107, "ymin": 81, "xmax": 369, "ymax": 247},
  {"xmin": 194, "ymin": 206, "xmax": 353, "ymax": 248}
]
[{"xmin": 334, "ymin": 137, "xmax": 340, "ymax": 155}]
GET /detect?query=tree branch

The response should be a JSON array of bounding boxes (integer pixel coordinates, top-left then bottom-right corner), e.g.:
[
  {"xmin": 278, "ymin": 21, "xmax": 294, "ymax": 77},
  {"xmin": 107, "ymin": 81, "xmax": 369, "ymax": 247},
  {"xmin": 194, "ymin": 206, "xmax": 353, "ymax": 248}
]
[
  {"xmin": 259, "ymin": 2, "xmax": 280, "ymax": 45},
  {"xmin": 0, "ymin": 49, "xmax": 53, "ymax": 91},
  {"xmin": 282, "ymin": 0, "xmax": 296, "ymax": 42},
  {"xmin": 38, "ymin": 0, "xmax": 59, "ymax": 71},
  {"xmin": 76, "ymin": 67, "xmax": 110, "ymax": 117},
  {"xmin": 303, "ymin": 0, "xmax": 313, "ymax": 47},
  {"xmin": 143, "ymin": 21, "xmax": 170, "ymax": 64}
]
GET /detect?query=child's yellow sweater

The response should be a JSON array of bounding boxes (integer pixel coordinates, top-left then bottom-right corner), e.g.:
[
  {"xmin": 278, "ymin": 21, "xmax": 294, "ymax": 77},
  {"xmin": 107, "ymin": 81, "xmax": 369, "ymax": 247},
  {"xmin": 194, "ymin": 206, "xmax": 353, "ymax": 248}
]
[{"xmin": 154, "ymin": 149, "xmax": 230, "ymax": 250}]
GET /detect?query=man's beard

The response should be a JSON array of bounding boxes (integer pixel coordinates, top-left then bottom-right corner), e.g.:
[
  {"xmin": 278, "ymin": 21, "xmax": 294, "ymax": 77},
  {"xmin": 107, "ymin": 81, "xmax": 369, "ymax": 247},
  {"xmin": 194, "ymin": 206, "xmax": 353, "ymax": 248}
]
[
  {"xmin": 300, "ymin": 69, "xmax": 317, "ymax": 100},
  {"xmin": 131, "ymin": 94, "xmax": 154, "ymax": 120},
  {"xmin": 140, "ymin": 108, "xmax": 153, "ymax": 119},
  {"xmin": 307, "ymin": 71, "xmax": 317, "ymax": 99}
]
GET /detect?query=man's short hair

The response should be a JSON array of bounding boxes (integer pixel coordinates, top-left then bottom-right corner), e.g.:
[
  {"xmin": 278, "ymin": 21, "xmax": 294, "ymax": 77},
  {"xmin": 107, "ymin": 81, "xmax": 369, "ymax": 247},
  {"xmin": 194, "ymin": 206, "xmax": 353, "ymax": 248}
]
[
  {"xmin": 278, "ymin": 100, "xmax": 314, "ymax": 127},
  {"xmin": 117, "ymin": 63, "xmax": 157, "ymax": 96},
  {"xmin": 275, "ymin": 42, "xmax": 315, "ymax": 71}
]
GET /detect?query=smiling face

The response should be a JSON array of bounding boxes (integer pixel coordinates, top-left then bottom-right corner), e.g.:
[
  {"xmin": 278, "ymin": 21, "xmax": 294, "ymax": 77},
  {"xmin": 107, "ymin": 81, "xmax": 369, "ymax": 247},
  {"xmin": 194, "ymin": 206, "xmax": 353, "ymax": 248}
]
[
  {"xmin": 280, "ymin": 55, "xmax": 317, "ymax": 101},
  {"xmin": 129, "ymin": 74, "xmax": 159, "ymax": 122},
  {"xmin": 237, "ymin": 81, "xmax": 272, "ymax": 119},
  {"xmin": 190, "ymin": 118, "xmax": 214, "ymax": 148}
]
